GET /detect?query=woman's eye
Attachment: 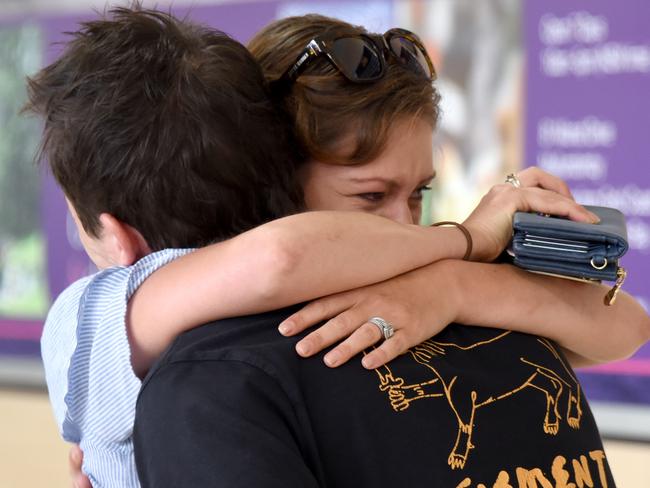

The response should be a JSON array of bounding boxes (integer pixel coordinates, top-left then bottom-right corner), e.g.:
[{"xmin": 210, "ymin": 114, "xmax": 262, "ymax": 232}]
[
  {"xmin": 357, "ymin": 192, "xmax": 385, "ymax": 203},
  {"xmin": 411, "ymin": 185, "xmax": 432, "ymax": 200}
]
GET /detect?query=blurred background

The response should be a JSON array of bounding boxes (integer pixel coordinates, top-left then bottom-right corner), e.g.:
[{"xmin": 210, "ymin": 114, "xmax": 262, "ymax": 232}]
[{"xmin": 0, "ymin": 0, "xmax": 648, "ymax": 485}]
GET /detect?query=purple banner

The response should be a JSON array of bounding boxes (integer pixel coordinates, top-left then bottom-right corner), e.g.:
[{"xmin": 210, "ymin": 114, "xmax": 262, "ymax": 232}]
[{"xmin": 525, "ymin": 1, "xmax": 650, "ymax": 404}]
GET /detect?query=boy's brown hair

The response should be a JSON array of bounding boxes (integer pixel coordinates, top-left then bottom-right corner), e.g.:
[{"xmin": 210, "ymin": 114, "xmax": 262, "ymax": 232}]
[
  {"xmin": 248, "ymin": 14, "xmax": 440, "ymax": 165},
  {"xmin": 25, "ymin": 5, "xmax": 303, "ymax": 250}
]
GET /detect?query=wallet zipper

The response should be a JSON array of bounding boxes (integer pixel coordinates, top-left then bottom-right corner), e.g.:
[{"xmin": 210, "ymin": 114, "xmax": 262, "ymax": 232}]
[{"xmin": 604, "ymin": 267, "xmax": 627, "ymax": 306}]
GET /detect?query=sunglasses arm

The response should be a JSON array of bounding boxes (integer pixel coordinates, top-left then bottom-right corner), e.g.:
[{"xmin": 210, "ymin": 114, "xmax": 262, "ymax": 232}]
[{"xmin": 283, "ymin": 39, "xmax": 324, "ymax": 81}]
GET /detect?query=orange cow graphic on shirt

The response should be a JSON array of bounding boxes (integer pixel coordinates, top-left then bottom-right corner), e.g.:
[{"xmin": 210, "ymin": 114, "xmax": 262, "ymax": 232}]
[{"xmin": 371, "ymin": 330, "xmax": 582, "ymax": 470}]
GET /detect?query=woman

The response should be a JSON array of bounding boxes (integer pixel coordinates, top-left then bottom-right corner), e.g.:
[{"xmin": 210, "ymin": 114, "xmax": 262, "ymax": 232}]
[
  {"xmin": 70, "ymin": 13, "xmax": 648, "ymax": 488},
  {"xmin": 251, "ymin": 13, "xmax": 638, "ymax": 483},
  {"xmin": 246, "ymin": 14, "xmax": 648, "ymax": 370}
]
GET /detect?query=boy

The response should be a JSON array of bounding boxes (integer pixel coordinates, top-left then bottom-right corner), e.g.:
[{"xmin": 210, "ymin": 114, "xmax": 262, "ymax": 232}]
[{"xmin": 27, "ymin": 5, "xmax": 302, "ymax": 486}]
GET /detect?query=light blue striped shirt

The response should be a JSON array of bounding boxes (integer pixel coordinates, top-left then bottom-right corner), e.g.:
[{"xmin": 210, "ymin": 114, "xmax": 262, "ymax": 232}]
[{"xmin": 41, "ymin": 248, "xmax": 192, "ymax": 487}]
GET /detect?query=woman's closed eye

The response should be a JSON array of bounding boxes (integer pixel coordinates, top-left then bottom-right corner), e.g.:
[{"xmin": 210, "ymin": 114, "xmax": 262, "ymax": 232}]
[
  {"xmin": 356, "ymin": 191, "xmax": 385, "ymax": 203},
  {"xmin": 356, "ymin": 184, "xmax": 431, "ymax": 204}
]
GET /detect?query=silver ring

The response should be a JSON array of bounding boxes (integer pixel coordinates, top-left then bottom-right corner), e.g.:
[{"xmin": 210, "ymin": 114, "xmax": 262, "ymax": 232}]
[
  {"xmin": 505, "ymin": 173, "xmax": 522, "ymax": 188},
  {"xmin": 369, "ymin": 316, "xmax": 395, "ymax": 341}
]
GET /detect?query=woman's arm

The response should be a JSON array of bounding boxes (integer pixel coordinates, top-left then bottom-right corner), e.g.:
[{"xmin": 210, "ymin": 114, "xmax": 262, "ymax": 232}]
[
  {"xmin": 283, "ymin": 259, "xmax": 650, "ymax": 369},
  {"xmin": 127, "ymin": 211, "xmax": 468, "ymax": 375},
  {"xmin": 128, "ymin": 168, "xmax": 596, "ymax": 376},
  {"xmin": 452, "ymin": 261, "xmax": 650, "ymax": 367}
]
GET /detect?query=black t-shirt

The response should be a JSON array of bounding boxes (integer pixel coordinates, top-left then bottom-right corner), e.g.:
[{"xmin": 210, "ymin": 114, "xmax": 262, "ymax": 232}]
[{"xmin": 134, "ymin": 306, "xmax": 616, "ymax": 488}]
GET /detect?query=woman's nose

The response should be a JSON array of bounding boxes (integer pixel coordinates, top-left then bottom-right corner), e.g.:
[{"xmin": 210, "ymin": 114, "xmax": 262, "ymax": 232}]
[{"xmin": 381, "ymin": 201, "xmax": 414, "ymax": 225}]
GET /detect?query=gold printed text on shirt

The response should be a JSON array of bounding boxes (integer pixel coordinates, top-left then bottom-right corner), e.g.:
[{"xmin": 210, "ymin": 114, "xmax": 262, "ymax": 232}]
[{"xmin": 454, "ymin": 451, "xmax": 609, "ymax": 487}]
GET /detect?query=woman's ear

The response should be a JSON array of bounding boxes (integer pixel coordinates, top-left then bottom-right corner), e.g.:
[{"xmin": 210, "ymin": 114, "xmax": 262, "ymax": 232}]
[{"xmin": 98, "ymin": 213, "xmax": 152, "ymax": 266}]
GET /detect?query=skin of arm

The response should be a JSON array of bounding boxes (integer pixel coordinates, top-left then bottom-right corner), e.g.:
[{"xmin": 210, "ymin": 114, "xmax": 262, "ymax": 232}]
[
  {"xmin": 127, "ymin": 210, "xmax": 468, "ymax": 376},
  {"xmin": 290, "ymin": 258, "xmax": 650, "ymax": 369},
  {"xmin": 128, "ymin": 178, "xmax": 598, "ymax": 377},
  {"xmin": 450, "ymin": 260, "xmax": 650, "ymax": 367}
]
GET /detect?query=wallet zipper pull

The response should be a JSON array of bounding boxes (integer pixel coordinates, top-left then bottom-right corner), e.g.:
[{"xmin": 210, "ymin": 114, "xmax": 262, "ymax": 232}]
[{"xmin": 604, "ymin": 267, "xmax": 627, "ymax": 306}]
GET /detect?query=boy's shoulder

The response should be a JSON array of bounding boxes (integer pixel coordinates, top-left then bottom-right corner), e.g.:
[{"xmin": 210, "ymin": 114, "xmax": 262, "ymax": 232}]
[
  {"xmin": 44, "ymin": 267, "xmax": 124, "ymax": 327},
  {"xmin": 46, "ymin": 248, "xmax": 194, "ymax": 322},
  {"xmin": 44, "ymin": 273, "xmax": 96, "ymax": 336},
  {"xmin": 43, "ymin": 247, "xmax": 194, "ymax": 341},
  {"xmin": 41, "ymin": 249, "xmax": 192, "ymax": 430}
]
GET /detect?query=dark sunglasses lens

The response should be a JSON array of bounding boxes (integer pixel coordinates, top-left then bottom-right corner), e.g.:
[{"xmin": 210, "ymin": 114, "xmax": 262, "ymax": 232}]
[
  {"xmin": 389, "ymin": 36, "xmax": 432, "ymax": 78},
  {"xmin": 331, "ymin": 37, "xmax": 383, "ymax": 80}
]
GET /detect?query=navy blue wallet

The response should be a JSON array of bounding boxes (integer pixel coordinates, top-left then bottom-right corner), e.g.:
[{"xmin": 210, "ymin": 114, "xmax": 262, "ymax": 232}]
[{"xmin": 510, "ymin": 205, "xmax": 629, "ymax": 305}]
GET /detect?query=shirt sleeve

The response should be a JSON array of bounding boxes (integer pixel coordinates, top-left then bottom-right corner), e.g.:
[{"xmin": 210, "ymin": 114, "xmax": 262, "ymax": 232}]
[
  {"xmin": 134, "ymin": 358, "xmax": 320, "ymax": 488},
  {"xmin": 41, "ymin": 274, "xmax": 93, "ymax": 435},
  {"xmin": 53, "ymin": 248, "xmax": 192, "ymax": 487}
]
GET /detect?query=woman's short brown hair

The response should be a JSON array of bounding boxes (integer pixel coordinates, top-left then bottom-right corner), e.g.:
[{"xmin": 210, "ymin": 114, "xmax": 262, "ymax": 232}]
[{"xmin": 248, "ymin": 14, "xmax": 440, "ymax": 165}]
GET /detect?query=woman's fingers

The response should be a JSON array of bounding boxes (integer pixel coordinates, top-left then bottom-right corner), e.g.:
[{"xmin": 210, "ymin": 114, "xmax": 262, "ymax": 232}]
[
  {"xmin": 322, "ymin": 321, "xmax": 385, "ymax": 367},
  {"xmin": 278, "ymin": 294, "xmax": 349, "ymax": 336},
  {"xmin": 361, "ymin": 333, "xmax": 410, "ymax": 369},
  {"xmin": 517, "ymin": 187, "xmax": 599, "ymax": 223},
  {"xmin": 73, "ymin": 473, "xmax": 92, "ymax": 488},
  {"xmin": 69, "ymin": 445, "xmax": 92, "ymax": 488},
  {"xmin": 464, "ymin": 180, "xmax": 599, "ymax": 262},
  {"xmin": 295, "ymin": 309, "xmax": 364, "ymax": 357},
  {"xmin": 517, "ymin": 167, "xmax": 574, "ymax": 198}
]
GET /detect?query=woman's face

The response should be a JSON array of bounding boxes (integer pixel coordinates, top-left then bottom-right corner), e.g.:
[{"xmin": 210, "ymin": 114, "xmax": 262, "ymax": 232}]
[{"xmin": 300, "ymin": 117, "xmax": 435, "ymax": 224}]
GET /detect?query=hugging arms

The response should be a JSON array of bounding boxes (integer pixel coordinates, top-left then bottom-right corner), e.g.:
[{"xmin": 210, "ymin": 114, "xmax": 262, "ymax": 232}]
[
  {"xmin": 27, "ymin": 7, "xmax": 648, "ymax": 487},
  {"xmin": 127, "ymin": 170, "xmax": 648, "ymax": 377}
]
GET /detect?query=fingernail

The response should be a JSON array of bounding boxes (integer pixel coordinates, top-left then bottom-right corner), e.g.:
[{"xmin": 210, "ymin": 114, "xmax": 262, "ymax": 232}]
[
  {"xmin": 324, "ymin": 351, "xmax": 340, "ymax": 367},
  {"xmin": 296, "ymin": 341, "xmax": 309, "ymax": 356},
  {"xmin": 362, "ymin": 356, "xmax": 377, "ymax": 369},
  {"xmin": 590, "ymin": 212, "xmax": 600, "ymax": 223},
  {"xmin": 278, "ymin": 322, "xmax": 292, "ymax": 335}
]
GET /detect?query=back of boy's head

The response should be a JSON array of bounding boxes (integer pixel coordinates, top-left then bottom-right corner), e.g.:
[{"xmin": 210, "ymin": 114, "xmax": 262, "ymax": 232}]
[{"xmin": 24, "ymin": 4, "xmax": 303, "ymax": 250}]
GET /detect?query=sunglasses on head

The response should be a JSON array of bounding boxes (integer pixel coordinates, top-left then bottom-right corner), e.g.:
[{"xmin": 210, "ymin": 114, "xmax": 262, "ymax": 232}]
[{"xmin": 279, "ymin": 28, "xmax": 435, "ymax": 84}]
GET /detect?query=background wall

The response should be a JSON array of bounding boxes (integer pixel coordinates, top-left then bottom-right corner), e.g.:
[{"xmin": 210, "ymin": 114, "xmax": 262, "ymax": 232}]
[{"xmin": 0, "ymin": 0, "xmax": 648, "ymax": 485}]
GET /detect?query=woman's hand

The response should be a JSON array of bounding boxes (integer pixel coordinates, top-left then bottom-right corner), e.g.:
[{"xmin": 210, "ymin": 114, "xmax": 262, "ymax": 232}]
[
  {"xmin": 69, "ymin": 445, "xmax": 92, "ymax": 488},
  {"xmin": 463, "ymin": 167, "xmax": 599, "ymax": 262},
  {"xmin": 278, "ymin": 261, "xmax": 460, "ymax": 369}
]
